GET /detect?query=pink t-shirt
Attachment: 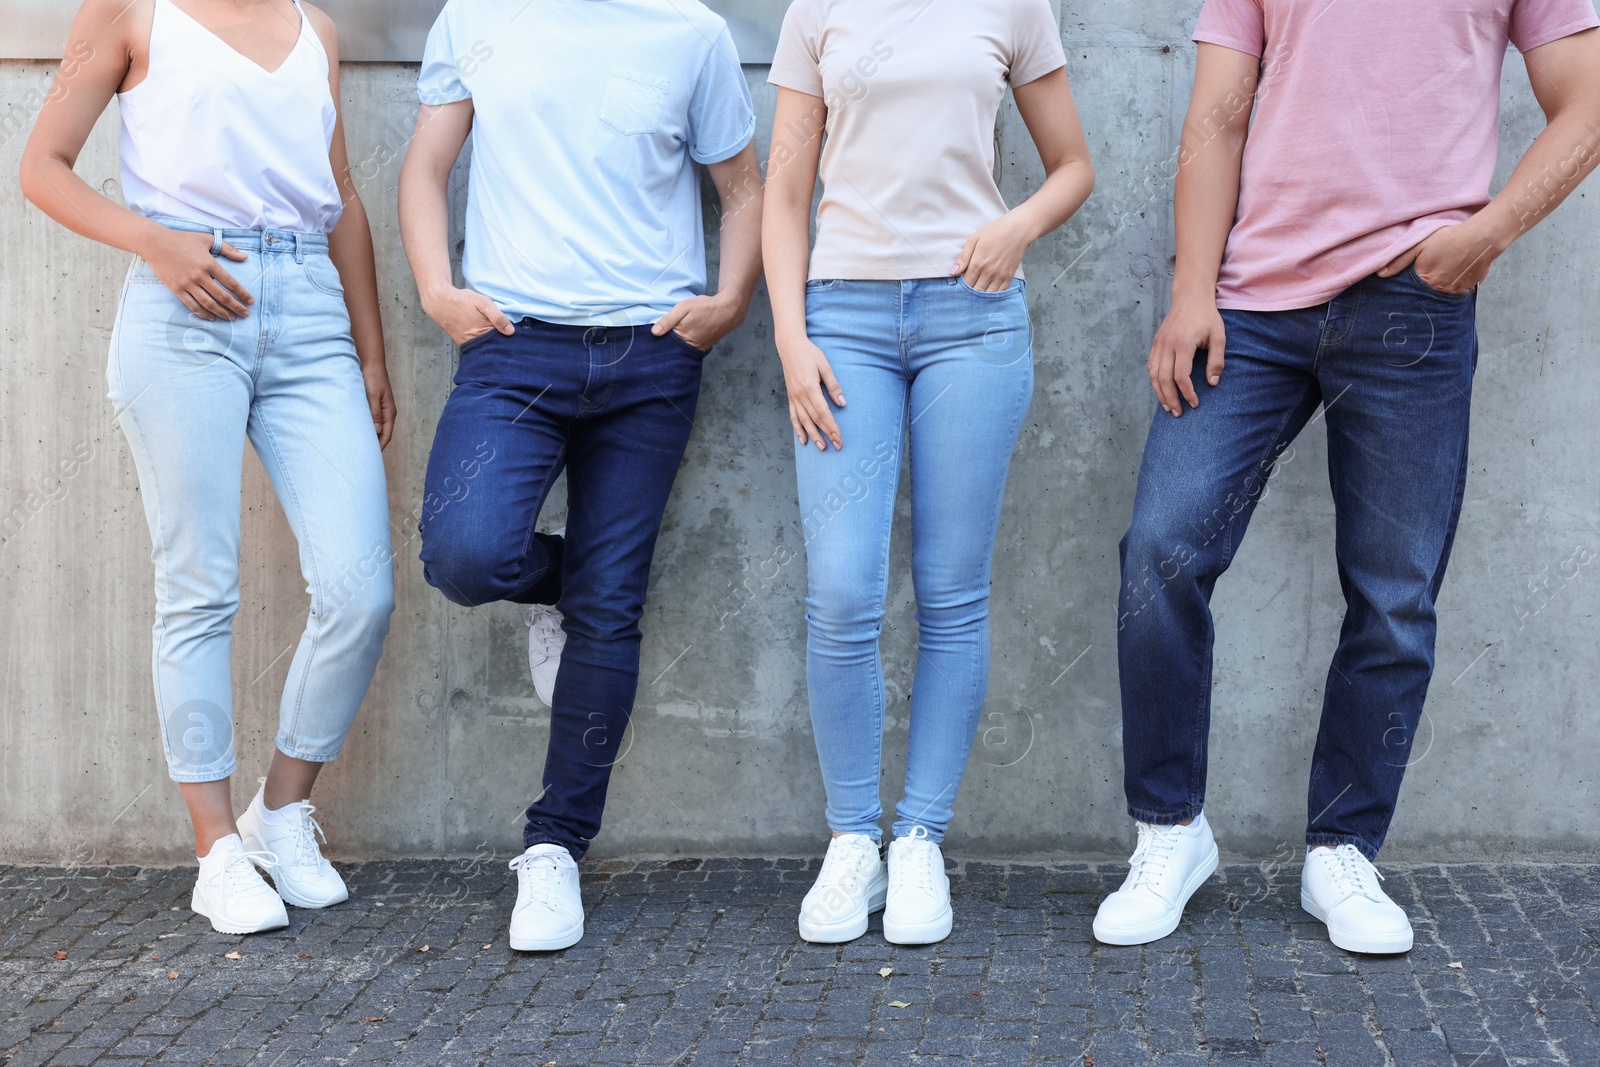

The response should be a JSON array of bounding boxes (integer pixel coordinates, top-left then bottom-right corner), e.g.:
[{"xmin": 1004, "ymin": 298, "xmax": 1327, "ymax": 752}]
[{"xmin": 1194, "ymin": 0, "xmax": 1599, "ymax": 311}]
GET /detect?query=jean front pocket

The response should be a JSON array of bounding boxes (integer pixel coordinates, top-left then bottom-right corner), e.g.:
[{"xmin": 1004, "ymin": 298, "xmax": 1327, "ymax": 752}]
[
  {"xmin": 302, "ymin": 254, "xmax": 345, "ymax": 297},
  {"xmin": 599, "ymin": 69, "xmax": 670, "ymax": 136},
  {"xmin": 665, "ymin": 329, "xmax": 711, "ymax": 358},
  {"xmin": 958, "ymin": 276, "xmax": 1024, "ymax": 298},
  {"xmin": 1405, "ymin": 264, "xmax": 1473, "ymax": 300}
]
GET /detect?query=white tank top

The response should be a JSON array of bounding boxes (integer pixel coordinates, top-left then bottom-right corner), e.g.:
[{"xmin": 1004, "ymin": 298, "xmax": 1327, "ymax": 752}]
[{"xmin": 117, "ymin": 0, "xmax": 343, "ymax": 235}]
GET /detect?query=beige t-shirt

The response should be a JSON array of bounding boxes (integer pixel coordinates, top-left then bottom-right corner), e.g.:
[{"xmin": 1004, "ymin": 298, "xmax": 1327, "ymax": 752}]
[{"xmin": 769, "ymin": 0, "xmax": 1066, "ymax": 281}]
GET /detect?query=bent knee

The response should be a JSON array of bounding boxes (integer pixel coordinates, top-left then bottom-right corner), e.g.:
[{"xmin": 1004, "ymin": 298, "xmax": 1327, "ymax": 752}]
[
  {"xmin": 420, "ymin": 528, "xmax": 520, "ymax": 607},
  {"xmin": 805, "ymin": 584, "xmax": 884, "ymax": 643}
]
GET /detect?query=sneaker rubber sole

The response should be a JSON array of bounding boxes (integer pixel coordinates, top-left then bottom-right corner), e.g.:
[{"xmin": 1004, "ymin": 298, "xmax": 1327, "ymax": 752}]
[
  {"xmin": 189, "ymin": 886, "xmax": 288, "ymax": 935},
  {"xmin": 798, "ymin": 881, "xmax": 887, "ymax": 944},
  {"xmin": 1300, "ymin": 890, "xmax": 1414, "ymax": 954},
  {"xmin": 882, "ymin": 903, "xmax": 953, "ymax": 945},
  {"xmin": 508, "ymin": 920, "xmax": 584, "ymax": 952},
  {"xmin": 1092, "ymin": 841, "xmax": 1219, "ymax": 946}
]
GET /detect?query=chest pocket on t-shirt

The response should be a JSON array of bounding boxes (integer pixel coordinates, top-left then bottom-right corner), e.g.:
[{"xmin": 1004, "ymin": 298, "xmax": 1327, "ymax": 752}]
[{"xmin": 599, "ymin": 68, "xmax": 670, "ymax": 136}]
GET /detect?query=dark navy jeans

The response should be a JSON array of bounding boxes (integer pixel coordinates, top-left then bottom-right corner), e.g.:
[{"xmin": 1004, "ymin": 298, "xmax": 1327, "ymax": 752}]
[
  {"xmin": 1118, "ymin": 268, "xmax": 1477, "ymax": 859},
  {"xmin": 419, "ymin": 318, "xmax": 705, "ymax": 859}
]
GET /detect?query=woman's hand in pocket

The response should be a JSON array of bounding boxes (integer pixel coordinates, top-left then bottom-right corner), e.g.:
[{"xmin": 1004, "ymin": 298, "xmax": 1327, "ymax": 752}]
[
  {"xmin": 778, "ymin": 334, "xmax": 846, "ymax": 451},
  {"xmin": 143, "ymin": 228, "xmax": 254, "ymax": 321},
  {"xmin": 952, "ymin": 211, "xmax": 1032, "ymax": 292}
]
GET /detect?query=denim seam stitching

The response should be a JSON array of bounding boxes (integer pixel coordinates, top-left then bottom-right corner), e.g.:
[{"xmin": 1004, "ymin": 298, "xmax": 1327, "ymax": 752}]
[
  {"xmin": 513, "ymin": 442, "xmax": 570, "ymax": 598},
  {"xmin": 257, "ymin": 415, "xmax": 323, "ymax": 756},
  {"xmin": 302, "ymin": 257, "xmax": 343, "ymax": 298},
  {"xmin": 114, "ymin": 281, "xmax": 181, "ymax": 778},
  {"xmin": 1187, "ymin": 372, "xmax": 1316, "ymax": 810}
]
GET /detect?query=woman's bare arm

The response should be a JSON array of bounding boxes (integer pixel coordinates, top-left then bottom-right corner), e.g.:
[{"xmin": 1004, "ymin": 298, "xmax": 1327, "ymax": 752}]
[
  {"xmin": 952, "ymin": 66, "xmax": 1096, "ymax": 291},
  {"xmin": 20, "ymin": 0, "xmax": 254, "ymax": 319},
  {"xmin": 763, "ymin": 87, "xmax": 844, "ymax": 451},
  {"xmin": 305, "ymin": 3, "xmax": 395, "ymax": 447}
]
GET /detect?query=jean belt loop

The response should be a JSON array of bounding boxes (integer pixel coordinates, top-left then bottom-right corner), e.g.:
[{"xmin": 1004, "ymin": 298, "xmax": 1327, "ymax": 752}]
[
  {"xmin": 293, "ymin": 232, "xmax": 305, "ymax": 263},
  {"xmin": 210, "ymin": 228, "xmax": 223, "ymax": 256}
]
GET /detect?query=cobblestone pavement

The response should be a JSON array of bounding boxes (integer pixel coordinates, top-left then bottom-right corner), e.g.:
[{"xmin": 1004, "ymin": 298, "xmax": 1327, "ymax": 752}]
[{"xmin": 0, "ymin": 858, "xmax": 1595, "ymax": 1066}]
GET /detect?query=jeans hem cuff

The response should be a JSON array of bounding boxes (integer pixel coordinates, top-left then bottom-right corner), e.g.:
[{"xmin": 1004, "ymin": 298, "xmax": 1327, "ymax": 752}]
[
  {"xmin": 889, "ymin": 824, "xmax": 945, "ymax": 844},
  {"xmin": 1305, "ymin": 833, "xmax": 1380, "ymax": 861},
  {"xmin": 168, "ymin": 764, "xmax": 237, "ymax": 785},
  {"xmin": 524, "ymin": 834, "xmax": 584, "ymax": 861},
  {"xmin": 275, "ymin": 743, "xmax": 340, "ymax": 763},
  {"xmin": 1126, "ymin": 803, "xmax": 1203, "ymax": 826}
]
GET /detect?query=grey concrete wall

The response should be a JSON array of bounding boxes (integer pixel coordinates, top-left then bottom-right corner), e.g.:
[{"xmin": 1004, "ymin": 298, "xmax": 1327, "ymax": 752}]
[{"xmin": 2, "ymin": 2, "xmax": 1596, "ymax": 864}]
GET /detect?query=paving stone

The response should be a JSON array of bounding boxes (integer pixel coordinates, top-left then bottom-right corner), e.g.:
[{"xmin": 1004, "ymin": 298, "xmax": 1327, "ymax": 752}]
[{"xmin": 0, "ymin": 861, "xmax": 1592, "ymax": 1065}]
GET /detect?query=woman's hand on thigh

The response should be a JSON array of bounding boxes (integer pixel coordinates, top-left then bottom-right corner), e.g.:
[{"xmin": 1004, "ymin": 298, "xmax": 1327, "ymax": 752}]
[{"xmin": 778, "ymin": 335, "xmax": 846, "ymax": 451}]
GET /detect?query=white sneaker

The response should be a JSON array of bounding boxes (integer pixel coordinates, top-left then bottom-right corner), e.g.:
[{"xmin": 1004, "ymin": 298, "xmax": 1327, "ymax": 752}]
[
  {"xmin": 524, "ymin": 605, "xmax": 565, "ymax": 707},
  {"xmin": 508, "ymin": 844, "xmax": 584, "ymax": 951},
  {"xmin": 236, "ymin": 781, "xmax": 349, "ymax": 909},
  {"xmin": 1302, "ymin": 844, "xmax": 1413, "ymax": 953},
  {"xmin": 1092, "ymin": 812, "xmax": 1219, "ymax": 946},
  {"xmin": 882, "ymin": 826, "xmax": 952, "ymax": 945},
  {"xmin": 190, "ymin": 833, "xmax": 289, "ymax": 935},
  {"xmin": 798, "ymin": 833, "xmax": 887, "ymax": 943}
]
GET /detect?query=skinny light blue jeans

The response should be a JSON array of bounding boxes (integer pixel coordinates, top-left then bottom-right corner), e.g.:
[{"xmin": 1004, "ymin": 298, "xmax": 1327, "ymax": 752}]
[
  {"xmin": 107, "ymin": 217, "xmax": 394, "ymax": 783},
  {"xmin": 797, "ymin": 277, "xmax": 1034, "ymax": 843}
]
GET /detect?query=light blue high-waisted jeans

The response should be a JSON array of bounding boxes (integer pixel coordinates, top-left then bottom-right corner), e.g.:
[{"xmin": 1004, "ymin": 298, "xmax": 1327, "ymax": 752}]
[
  {"xmin": 107, "ymin": 216, "xmax": 393, "ymax": 783},
  {"xmin": 797, "ymin": 277, "xmax": 1034, "ymax": 843}
]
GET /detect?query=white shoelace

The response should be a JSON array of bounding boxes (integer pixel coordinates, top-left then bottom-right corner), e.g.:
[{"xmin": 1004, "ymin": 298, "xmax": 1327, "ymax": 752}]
[
  {"xmin": 509, "ymin": 851, "xmax": 569, "ymax": 910},
  {"xmin": 524, "ymin": 606, "xmax": 564, "ymax": 658},
  {"xmin": 220, "ymin": 848, "xmax": 278, "ymax": 893},
  {"xmin": 284, "ymin": 803, "xmax": 328, "ymax": 868},
  {"xmin": 894, "ymin": 828, "xmax": 940, "ymax": 893},
  {"xmin": 1324, "ymin": 843, "xmax": 1386, "ymax": 901},
  {"xmin": 816, "ymin": 836, "xmax": 878, "ymax": 891},
  {"xmin": 1126, "ymin": 822, "xmax": 1184, "ymax": 897}
]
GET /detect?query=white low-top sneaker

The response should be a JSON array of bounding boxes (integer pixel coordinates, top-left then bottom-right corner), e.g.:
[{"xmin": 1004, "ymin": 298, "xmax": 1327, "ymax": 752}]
[
  {"xmin": 236, "ymin": 783, "xmax": 349, "ymax": 909},
  {"xmin": 1302, "ymin": 844, "xmax": 1413, "ymax": 954},
  {"xmin": 1092, "ymin": 812, "xmax": 1219, "ymax": 946},
  {"xmin": 508, "ymin": 844, "xmax": 584, "ymax": 951},
  {"xmin": 191, "ymin": 833, "xmax": 289, "ymax": 935},
  {"xmin": 524, "ymin": 604, "xmax": 565, "ymax": 707},
  {"xmin": 798, "ymin": 833, "xmax": 887, "ymax": 943},
  {"xmin": 882, "ymin": 826, "xmax": 952, "ymax": 945}
]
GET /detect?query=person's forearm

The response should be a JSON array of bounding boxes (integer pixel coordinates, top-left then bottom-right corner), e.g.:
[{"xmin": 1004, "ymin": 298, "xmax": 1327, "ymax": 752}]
[
  {"xmin": 713, "ymin": 181, "xmax": 764, "ymax": 315},
  {"xmin": 1170, "ymin": 125, "xmax": 1246, "ymax": 303},
  {"xmin": 21, "ymin": 155, "xmax": 168, "ymax": 257},
  {"xmin": 762, "ymin": 189, "xmax": 811, "ymax": 349},
  {"xmin": 397, "ymin": 153, "xmax": 456, "ymax": 312},
  {"xmin": 328, "ymin": 195, "xmax": 386, "ymax": 367},
  {"xmin": 1460, "ymin": 105, "xmax": 1600, "ymax": 258},
  {"xmin": 1010, "ymin": 160, "xmax": 1095, "ymax": 244}
]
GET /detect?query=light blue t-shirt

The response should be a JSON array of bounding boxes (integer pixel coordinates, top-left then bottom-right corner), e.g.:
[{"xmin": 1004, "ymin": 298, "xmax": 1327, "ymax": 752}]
[{"xmin": 418, "ymin": 0, "xmax": 756, "ymax": 326}]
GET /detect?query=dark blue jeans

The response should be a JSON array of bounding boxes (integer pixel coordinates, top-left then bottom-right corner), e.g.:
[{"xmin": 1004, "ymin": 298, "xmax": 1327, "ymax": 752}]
[
  {"xmin": 419, "ymin": 318, "xmax": 705, "ymax": 859},
  {"xmin": 1118, "ymin": 268, "xmax": 1477, "ymax": 859}
]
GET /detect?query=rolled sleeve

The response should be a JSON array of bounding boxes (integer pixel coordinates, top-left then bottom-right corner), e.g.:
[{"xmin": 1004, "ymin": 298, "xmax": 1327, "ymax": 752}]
[{"xmin": 688, "ymin": 26, "xmax": 756, "ymax": 164}]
